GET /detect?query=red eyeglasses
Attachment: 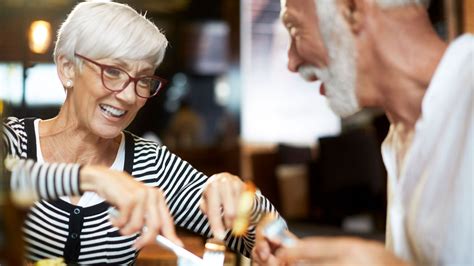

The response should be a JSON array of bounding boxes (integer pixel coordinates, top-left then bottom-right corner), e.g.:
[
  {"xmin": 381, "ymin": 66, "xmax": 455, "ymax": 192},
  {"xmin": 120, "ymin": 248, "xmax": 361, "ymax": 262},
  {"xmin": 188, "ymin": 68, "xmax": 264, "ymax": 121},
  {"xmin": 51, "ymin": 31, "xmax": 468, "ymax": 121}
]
[{"xmin": 75, "ymin": 53, "xmax": 167, "ymax": 98}]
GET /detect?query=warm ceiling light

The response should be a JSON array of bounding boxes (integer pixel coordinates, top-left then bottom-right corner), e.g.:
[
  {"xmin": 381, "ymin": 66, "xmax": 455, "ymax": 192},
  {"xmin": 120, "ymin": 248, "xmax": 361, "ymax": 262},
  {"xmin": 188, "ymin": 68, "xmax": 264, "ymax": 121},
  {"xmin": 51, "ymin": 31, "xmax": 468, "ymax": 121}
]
[{"xmin": 28, "ymin": 20, "xmax": 52, "ymax": 54}]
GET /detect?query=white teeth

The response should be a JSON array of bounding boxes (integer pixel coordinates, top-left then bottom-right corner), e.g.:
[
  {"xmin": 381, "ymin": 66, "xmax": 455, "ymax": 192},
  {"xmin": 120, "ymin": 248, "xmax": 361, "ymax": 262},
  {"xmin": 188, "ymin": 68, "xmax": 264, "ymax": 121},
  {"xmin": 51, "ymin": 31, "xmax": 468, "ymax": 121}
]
[{"xmin": 99, "ymin": 104, "xmax": 126, "ymax": 117}]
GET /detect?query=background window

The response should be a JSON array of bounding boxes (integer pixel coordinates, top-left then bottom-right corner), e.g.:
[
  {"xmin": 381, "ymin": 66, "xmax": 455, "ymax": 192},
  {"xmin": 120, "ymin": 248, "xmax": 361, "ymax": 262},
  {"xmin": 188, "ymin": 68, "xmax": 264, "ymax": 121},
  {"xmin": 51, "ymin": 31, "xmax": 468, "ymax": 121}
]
[
  {"xmin": 25, "ymin": 64, "xmax": 65, "ymax": 106},
  {"xmin": 0, "ymin": 63, "xmax": 23, "ymax": 105}
]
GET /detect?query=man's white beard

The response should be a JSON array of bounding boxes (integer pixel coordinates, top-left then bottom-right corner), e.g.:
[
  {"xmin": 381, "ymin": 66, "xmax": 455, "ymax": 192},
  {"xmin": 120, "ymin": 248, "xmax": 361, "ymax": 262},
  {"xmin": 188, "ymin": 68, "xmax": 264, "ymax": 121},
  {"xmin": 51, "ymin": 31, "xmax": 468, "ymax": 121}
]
[{"xmin": 299, "ymin": 0, "xmax": 360, "ymax": 118}]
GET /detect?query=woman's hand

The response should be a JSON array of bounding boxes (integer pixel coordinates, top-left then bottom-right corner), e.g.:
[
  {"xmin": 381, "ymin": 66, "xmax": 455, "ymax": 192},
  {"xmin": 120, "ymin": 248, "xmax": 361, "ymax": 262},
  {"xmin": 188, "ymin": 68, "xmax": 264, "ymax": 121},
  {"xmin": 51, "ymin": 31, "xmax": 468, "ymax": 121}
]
[
  {"xmin": 200, "ymin": 172, "xmax": 245, "ymax": 239},
  {"xmin": 79, "ymin": 165, "xmax": 181, "ymax": 249},
  {"xmin": 276, "ymin": 236, "xmax": 408, "ymax": 266}
]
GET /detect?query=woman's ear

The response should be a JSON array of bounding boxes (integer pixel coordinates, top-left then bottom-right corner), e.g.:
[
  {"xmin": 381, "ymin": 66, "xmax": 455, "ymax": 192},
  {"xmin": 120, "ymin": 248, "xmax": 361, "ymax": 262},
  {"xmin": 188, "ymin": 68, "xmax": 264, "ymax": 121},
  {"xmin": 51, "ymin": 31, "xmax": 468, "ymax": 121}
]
[
  {"xmin": 341, "ymin": 0, "xmax": 366, "ymax": 34},
  {"xmin": 56, "ymin": 55, "xmax": 75, "ymax": 89}
]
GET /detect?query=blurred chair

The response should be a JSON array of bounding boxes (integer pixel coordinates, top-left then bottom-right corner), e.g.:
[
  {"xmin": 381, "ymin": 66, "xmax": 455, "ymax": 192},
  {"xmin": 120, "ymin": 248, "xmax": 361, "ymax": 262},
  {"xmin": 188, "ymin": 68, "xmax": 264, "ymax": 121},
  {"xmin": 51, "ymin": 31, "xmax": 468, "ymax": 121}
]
[
  {"xmin": 309, "ymin": 129, "xmax": 386, "ymax": 227},
  {"xmin": 249, "ymin": 144, "xmax": 314, "ymax": 219},
  {"xmin": 276, "ymin": 143, "xmax": 313, "ymax": 165},
  {"xmin": 249, "ymin": 152, "xmax": 280, "ymax": 210},
  {"xmin": 173, "ymin": 146, "xmax": 240, "ymax": 177},
  {"xmin": 275, "ymin": 144, "xmax": 313, "ymax": 219}
]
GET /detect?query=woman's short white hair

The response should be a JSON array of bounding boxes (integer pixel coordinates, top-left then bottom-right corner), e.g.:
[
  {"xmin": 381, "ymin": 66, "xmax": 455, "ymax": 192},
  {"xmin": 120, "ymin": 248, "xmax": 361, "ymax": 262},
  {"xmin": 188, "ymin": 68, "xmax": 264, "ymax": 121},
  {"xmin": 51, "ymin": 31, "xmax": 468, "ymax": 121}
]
[{"xmin": 54, "ymin": 1, "xmax": 168, "ymax": 69}]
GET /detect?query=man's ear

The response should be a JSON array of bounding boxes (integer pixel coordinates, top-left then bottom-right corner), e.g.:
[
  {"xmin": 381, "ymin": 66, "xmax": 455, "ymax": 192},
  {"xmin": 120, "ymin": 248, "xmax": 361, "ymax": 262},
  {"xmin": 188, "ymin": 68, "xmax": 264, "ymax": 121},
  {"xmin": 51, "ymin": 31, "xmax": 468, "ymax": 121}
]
[
  {"xmin": 341, "ymin": 0, "xmax": 367, "ymax": 34},
  {"xmin": 56, "ymin": 54, "xmax": 75, "ymax": 88}
]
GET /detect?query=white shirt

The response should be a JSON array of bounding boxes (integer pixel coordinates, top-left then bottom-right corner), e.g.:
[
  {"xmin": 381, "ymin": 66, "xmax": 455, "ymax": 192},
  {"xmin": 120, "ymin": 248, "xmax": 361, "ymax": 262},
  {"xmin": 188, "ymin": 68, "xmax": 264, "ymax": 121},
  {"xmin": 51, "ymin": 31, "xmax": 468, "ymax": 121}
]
[{"xmin": 383, "ymin": 34, "xmax": 473, "ymax": 265}]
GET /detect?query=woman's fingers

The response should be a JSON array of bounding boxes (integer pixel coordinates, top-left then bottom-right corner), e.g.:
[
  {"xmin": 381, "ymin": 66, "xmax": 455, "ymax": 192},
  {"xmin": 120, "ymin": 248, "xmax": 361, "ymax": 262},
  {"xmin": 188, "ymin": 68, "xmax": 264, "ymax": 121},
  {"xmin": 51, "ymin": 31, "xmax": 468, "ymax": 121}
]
[
  {"xmin": 121, "ymin": 189, "xmax": 147, "ymax": 236},
  {"xmin": 156, "ymin": 194, "xmax": 183, "ymax": 246},
  {"xmin": 204, "ymin": 179, "xmax": 227, "ymax": 239},
  {"xmin": 201, "ymin": 173, "xmax": 244, "ymax": 239},
  {"xmin": 127, "ymin": 188, "xmax": 182, "ymax": 249},
  {"xmin": 109, "ymin": 198, "xmax": 132, "ymax": 229},
  {"xmin": 220, "ymin": 179, "xmax": 238, "ymax": 228},
  {"xmin": 133, "ymin": 189, "xmax": 160, "ymax": 249},
  {"xmin": 83, "ymin": 166, "xmax": 180, "ymax": 248}
]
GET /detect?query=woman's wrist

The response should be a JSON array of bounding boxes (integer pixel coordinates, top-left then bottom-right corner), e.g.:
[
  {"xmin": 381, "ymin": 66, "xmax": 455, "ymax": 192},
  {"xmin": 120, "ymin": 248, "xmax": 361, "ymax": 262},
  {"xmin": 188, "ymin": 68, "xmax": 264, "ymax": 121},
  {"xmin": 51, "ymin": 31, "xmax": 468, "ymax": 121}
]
[{"xmin": 79, "ymin": 165, "xmax": 98, "ymax": 193}]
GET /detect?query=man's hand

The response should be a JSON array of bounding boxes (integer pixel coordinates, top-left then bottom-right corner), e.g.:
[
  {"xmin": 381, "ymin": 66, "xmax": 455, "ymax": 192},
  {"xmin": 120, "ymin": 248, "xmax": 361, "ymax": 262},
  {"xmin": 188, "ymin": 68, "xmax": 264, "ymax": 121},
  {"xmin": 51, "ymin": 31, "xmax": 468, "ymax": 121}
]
[
  {"xmin": 251, "ymin": 214, "xmax": 296, "ymax": 265},
  {"xmin": 276, "ymin": 236, "xmax": 408, "ymax": 266},
  {"xmin": 252, "ymin": 233, "xmax": 282, "ymax": 265},
  {"xmin": 80, "ymin": 165, "xmax": 182, "ymax": 249}
]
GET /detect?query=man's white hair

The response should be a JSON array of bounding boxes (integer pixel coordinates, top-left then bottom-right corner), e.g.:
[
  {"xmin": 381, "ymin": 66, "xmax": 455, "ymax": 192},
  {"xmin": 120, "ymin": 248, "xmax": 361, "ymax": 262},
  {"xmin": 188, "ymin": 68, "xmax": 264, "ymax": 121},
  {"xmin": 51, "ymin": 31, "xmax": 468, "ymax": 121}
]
[
  {"xmin": 377, "ymin": 0, "xmax": 431, "ymax": 8},
  {"xmin": 54, "ymin": 1, "xmax": 168, "ymax": 69}
]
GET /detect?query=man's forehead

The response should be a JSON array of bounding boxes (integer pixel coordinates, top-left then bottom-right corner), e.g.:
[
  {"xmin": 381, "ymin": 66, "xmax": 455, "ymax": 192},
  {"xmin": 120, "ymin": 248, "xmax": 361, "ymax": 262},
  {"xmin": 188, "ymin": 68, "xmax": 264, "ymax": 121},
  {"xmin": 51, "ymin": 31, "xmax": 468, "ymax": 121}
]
[{"xmin": 280, "ymin": 0, "xmax": 316, "ymax": 13}]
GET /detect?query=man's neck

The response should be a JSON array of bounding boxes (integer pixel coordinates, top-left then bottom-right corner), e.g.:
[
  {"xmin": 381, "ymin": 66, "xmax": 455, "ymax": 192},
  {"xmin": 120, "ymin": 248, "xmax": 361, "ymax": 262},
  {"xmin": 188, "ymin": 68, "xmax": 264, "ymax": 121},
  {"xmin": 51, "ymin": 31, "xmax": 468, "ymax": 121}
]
[{"xmin": 371, "ymin": 5, "xmax": 448, "ymax": 129}]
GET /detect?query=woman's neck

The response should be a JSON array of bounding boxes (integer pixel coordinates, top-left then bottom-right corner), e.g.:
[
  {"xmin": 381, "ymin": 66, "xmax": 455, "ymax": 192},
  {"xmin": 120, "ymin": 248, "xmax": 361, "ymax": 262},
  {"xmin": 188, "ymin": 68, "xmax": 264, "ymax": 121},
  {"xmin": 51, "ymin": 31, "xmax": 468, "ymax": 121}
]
[{"xmin": 39, "ymin": 104, "xmax": 121, "ymax": 166}]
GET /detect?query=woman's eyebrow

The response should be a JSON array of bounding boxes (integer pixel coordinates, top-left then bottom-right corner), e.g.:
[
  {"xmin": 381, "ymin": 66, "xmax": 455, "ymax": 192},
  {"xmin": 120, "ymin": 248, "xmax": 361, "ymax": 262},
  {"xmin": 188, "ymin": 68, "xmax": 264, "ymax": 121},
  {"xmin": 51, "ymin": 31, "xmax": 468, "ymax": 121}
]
[
  {"xmin": 109, "ymin": 58, "xmax": 131, "ymax": 68},
  {"xmin": 109, "ymin": 59, "xmax": 154, "ymax": 74}
]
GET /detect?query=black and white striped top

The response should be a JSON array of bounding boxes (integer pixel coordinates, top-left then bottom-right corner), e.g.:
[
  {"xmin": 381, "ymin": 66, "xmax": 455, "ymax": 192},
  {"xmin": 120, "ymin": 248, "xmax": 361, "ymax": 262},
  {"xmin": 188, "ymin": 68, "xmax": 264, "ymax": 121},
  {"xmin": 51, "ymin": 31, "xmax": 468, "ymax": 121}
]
[{"xmin": 3, "ymin": 117, "xmax": 279, "ymax": 264}]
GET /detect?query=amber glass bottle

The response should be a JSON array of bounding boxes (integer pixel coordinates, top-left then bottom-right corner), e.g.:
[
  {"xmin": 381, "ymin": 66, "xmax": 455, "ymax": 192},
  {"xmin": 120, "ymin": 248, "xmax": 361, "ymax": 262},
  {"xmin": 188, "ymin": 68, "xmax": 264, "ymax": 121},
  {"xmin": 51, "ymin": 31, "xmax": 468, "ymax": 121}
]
[{"xmin": 0, "ymin": 100, "xmax": 24, "ymax": 265}]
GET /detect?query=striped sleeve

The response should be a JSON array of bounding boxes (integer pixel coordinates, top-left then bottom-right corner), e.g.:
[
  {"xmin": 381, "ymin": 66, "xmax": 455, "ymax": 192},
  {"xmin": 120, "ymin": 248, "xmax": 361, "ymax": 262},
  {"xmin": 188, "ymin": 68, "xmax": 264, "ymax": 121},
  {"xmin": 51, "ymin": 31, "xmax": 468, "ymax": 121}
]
[
  {"xmin": 3, "ymin": 117, "xmax": 27, "ymax": 158},
  {"xmin": 140, "ymin": 143, "xmax": 282, "ymax": 257},
  {"xmin": 3, "ymin": 117, "xmax": 83, "ymax": 201},
  {"xmin": 9, "ymin": 158, "xmax": 82, "ymax": 201},
  {"xmin": 249, "ymin": 192, "xmax": 279, "ymax": 224}
]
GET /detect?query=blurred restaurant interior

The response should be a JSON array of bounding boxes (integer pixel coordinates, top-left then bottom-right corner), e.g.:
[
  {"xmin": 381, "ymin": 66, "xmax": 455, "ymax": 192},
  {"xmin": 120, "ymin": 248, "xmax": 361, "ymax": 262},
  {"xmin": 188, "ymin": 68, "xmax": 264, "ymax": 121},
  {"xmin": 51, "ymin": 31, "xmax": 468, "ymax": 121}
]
[{"xmin": 0, "ymin": 0, "xmax": 472, "ymax": 264}]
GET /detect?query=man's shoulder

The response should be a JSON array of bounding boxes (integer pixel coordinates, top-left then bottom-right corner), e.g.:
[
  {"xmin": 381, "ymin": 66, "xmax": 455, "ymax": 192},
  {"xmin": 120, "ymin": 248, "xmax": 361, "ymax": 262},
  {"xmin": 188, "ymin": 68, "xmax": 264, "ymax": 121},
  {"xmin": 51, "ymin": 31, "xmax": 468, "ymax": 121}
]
[
  {"xmin": 453, "ymin": 34, "xmax": 474, "ymax": 46},
  {"xmin": 446, "ymin": 34, "xmax": 474, "ymax": 69},
  {"xmin": 427, "ymin": 34, "xmax": 473, "ymax": 98}
]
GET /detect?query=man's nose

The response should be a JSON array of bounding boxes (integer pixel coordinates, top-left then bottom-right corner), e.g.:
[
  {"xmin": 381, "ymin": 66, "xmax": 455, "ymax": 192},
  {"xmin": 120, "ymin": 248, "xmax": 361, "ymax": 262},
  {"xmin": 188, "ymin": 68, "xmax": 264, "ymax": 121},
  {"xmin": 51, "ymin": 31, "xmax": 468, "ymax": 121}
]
[{"xmin": 287, "ymin": 41, "xmax": 303, "ymax": 73}]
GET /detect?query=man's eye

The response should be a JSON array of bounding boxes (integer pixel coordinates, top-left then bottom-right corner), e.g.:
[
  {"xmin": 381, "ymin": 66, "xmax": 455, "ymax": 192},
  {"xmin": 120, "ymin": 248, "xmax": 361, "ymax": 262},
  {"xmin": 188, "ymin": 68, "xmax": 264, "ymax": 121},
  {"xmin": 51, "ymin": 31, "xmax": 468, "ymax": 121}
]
[{"xmin": 289, "ymin": 27, "xmax": 297, "ymax": 37}]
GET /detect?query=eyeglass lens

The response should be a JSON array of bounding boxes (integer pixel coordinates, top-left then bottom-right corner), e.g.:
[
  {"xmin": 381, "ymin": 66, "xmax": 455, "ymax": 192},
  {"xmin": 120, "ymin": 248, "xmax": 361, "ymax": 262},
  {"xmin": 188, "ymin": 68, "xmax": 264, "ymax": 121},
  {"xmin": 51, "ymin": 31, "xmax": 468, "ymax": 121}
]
[{"xmin": 102, "ymin": 66, "xmax": 162, "ymax": 98}]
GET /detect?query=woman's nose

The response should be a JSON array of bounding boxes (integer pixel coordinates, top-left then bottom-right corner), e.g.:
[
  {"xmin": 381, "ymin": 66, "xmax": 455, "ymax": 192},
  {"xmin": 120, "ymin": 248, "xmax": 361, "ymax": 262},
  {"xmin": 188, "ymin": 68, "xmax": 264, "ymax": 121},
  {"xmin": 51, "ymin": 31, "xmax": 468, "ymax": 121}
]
[{"xmin": 115, "ymin": 80, "xmax": 137, "ymax": 103}]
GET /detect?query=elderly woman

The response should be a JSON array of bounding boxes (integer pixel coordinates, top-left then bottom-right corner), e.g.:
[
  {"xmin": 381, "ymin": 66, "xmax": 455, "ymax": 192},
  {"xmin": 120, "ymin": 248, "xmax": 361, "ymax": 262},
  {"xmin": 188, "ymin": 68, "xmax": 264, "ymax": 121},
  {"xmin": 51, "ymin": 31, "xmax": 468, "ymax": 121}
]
[{"xmin": 2, "ymin": 1, "xmax": 279, "ymax": 264}]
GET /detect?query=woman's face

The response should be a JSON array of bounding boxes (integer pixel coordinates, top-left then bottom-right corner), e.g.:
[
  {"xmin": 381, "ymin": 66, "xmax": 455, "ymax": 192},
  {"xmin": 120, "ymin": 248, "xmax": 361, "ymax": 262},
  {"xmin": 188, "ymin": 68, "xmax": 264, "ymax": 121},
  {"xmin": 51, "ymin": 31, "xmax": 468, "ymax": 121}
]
[{"xmin": 70, "ymin": 56, "xmax": 153, "ymax": 139}]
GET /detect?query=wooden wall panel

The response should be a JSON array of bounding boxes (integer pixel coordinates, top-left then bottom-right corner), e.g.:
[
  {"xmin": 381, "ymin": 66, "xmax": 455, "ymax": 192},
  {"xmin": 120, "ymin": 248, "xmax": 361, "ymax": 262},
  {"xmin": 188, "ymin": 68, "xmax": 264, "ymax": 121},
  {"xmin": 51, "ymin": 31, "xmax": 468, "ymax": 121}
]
[
  {"xmin": 0, "ymin": 8, "xmax": 69, "ymax": 62},
  {"xmin": 444, "ymin": 0, "xmax": 460, "ymax": 41},
  {"xmin": 0, "ymin": 16, "xmax": 27, "ymax": 62},
  {"xmin": 465, "ymin": 0, "xmax": 474, "ymax": 33}
]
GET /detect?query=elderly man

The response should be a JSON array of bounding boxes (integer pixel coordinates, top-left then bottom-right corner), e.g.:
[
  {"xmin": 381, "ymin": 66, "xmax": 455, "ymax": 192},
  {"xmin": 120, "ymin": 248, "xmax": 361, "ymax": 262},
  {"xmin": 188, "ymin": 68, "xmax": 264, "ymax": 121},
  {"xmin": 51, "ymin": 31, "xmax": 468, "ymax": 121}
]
[{"xmin": 252, "ymin": 0, "xmax": 473, "ymax": 265}]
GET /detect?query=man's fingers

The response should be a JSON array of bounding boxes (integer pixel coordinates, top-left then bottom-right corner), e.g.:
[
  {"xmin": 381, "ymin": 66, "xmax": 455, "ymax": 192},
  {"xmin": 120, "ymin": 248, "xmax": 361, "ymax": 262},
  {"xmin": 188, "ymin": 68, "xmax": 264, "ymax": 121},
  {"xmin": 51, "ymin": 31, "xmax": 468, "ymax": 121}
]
[
  {"xmin": 252, "ymin": 239, "xmax": 271, "ymax": 264},
  {"xmin": 276, "ymin": 237, "xmax": 350, "ymax": 262},
  {"xmin": 276, "ymin": 238, "xmax": 322, "ymax": 262}
]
